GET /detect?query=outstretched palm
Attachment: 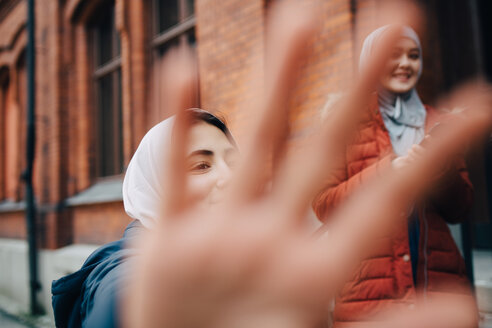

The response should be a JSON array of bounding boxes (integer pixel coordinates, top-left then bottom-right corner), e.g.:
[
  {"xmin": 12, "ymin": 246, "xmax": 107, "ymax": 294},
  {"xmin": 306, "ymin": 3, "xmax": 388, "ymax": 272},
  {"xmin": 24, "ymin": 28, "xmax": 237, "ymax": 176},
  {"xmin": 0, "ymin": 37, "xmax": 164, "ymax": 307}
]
[{"xmin": 122, "ymin": 2, "xmax": 491, "ymax": 328}]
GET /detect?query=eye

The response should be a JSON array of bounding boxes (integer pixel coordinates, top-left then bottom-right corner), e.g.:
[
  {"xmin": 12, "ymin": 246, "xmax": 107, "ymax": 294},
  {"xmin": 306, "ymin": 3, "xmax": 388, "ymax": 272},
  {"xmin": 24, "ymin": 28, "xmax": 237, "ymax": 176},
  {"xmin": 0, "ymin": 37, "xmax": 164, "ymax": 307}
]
[
  {"xmin": 409, "ymin": 53, "xmax": 420, "ymax": 60},
  {"xmin": 190, "ymin": 162, "xmax": 211, "ymax": 173}
]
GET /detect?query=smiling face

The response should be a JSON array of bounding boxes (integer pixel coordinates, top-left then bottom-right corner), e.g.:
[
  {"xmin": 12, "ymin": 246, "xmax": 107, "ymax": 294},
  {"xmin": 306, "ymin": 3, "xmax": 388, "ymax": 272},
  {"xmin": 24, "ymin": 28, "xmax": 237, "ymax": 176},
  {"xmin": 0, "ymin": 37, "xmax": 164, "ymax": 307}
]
[
  {"xmin": 379, "ymin": 38, "xmax": 421, "ymax": 94},
  {"xmin": 185, "ymin": 121, "xmax": 237, "ymax": 208}
]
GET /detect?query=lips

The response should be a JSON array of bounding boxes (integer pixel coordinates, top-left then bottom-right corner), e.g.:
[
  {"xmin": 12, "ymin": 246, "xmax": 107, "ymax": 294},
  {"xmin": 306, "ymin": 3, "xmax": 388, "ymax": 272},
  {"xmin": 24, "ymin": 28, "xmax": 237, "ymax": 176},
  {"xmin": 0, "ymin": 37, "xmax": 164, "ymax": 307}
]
[{"xmin": 392, "ymin": 72, "xmax": 412, "ymax": 81}]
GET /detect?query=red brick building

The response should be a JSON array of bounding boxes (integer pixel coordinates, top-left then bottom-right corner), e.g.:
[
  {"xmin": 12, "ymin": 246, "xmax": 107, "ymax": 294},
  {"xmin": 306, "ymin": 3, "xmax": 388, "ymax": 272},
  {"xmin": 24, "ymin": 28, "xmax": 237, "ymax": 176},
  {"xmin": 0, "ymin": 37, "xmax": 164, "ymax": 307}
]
[{"xmin": 0, "ymin": 0, "xmax": 491, "ymax": 316}]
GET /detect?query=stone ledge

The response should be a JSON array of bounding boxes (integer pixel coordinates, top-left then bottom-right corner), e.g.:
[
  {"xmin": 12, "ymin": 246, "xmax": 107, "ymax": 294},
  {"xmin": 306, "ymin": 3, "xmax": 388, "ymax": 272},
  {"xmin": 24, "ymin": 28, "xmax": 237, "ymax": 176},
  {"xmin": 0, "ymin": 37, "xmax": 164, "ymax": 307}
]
[
  {"xmin": 0, "ymin": 293, "xmax": 53, "ymax": 328},
  {"xmin": 0, "ymin": 201, "xmax": 26, "ymax": 213},
  {"xmin": 65, "ymin": 178, "xmax": 123, "ymax": 207}
]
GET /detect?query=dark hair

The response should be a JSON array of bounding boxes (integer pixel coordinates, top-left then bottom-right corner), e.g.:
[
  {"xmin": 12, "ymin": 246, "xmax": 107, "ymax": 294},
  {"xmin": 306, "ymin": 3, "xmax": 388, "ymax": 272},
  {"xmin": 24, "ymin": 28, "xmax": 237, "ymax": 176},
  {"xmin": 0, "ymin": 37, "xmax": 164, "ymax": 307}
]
[{"xmin": 185, "ymin": 108, "xmax": 236, "ymax": 147}]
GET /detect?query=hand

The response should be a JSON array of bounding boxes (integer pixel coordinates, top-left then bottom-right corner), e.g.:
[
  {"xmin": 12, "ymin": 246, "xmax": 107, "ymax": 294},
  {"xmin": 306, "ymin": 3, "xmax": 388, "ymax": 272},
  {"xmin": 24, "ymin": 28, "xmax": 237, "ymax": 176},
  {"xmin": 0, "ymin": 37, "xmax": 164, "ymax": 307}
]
[
  {"xmin": 393, "ymin": 137, "xmax": 454, "ymax": 182},
  {"xmin": 121, "ymin": 2, "xmax": 491, "ymax": 328},
  {"xmin": 392, "ymin": 142, "xmax": 428, "ymax": 170}
]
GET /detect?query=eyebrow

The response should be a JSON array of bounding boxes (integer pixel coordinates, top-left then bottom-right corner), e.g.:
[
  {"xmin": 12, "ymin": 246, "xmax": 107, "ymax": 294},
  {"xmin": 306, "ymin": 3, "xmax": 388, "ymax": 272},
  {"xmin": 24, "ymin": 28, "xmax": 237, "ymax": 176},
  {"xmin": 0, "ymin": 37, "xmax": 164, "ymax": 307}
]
[
  {"xmin": 187, "ymin": 149, "xmax": 214, "ymax": 158},
  {"xmin": 393, "ymin": 47, "xmax": 419, "ymax": 51}
]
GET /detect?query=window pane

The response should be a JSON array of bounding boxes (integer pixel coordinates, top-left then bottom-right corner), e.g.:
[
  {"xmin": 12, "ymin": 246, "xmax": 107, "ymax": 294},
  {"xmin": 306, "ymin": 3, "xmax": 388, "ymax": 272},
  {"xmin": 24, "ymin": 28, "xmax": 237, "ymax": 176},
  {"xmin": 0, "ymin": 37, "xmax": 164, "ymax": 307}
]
[
  {"xmin": 96, "ymin": 70, "xmax": 123, "ymax": 177},
  {"xmin": 114, "ymin": 22, "xmax": 121, "ymax": 57},
  {"xmin": 97, "ymin": 74, "xmax": 112, "ymax": 176},
  {"xmin": 95, "ymin": 7, "xmax": 120, "ymax": 66},
  {"xmin": 157, "ymin": 0, "xmax": 179, "ymax": 33},
  {"xmin": 157, "ymin": 37, "xmax": 180, "ymax": 57},
  {"xmin": 156, "ymin": 29, "xmax": 196, "ymax": 58},
  {"xmin": 96, "ymin": 19, "xmax": 112, "ymax": 65},
  {"xmin": 187, "ymin": 29, "xmax": 196, "ymax": 48},
  {"xmin": 185, "ymin": 0, "xmax": 195, "ymax": 17},
  {"xmin": 156, "ymin": 30, "xmax": 199, "ymax": 109}
]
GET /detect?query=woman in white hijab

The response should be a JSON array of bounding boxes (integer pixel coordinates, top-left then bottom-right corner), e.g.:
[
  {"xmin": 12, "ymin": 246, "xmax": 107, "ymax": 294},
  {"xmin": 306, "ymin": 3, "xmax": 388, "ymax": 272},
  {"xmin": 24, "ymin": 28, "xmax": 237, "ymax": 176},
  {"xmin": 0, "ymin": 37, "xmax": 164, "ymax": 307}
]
[
  {"xmin": 123, "ymin": 108, "xmax": 237, "ymax": 229},
  {"xmin": 313, "ymin": 25, "xmax": 476, "ymax": 327},
  {"xmin": 52, "ymin": 108, "xmax": 238, "ymax": 327}
]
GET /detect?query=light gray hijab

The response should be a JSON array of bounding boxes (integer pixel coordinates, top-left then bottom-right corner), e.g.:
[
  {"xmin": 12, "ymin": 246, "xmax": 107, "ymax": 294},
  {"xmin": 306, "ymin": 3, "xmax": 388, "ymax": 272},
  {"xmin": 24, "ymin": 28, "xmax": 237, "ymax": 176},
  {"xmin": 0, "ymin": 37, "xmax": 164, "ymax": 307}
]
[{"xmin": 359, "ymin": 25, "xmax": 426, "ymax": 156}]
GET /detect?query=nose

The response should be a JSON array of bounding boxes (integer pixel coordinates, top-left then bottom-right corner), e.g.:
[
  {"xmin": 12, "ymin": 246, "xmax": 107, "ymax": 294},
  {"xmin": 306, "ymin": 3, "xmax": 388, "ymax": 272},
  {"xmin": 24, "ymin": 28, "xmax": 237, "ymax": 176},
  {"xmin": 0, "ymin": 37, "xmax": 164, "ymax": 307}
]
[{"xmin": 216, "ymin": 160, "xmax": 232, "ymax": 189}]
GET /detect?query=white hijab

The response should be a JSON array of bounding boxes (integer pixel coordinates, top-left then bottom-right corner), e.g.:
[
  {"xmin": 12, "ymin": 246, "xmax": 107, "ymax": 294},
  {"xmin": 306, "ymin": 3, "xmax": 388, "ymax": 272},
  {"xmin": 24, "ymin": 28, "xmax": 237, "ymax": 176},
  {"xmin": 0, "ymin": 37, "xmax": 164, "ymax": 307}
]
[
  {"xmin": 122, "ymin": 110, "xmax": 235, "ymax": 228},
  {"xmin": 359, "ymin": 25, "xmax": 427, "ymax": 156},
  {"xmin": 122, "ymin": 117, "xmax": 175, "ymax": 229}
]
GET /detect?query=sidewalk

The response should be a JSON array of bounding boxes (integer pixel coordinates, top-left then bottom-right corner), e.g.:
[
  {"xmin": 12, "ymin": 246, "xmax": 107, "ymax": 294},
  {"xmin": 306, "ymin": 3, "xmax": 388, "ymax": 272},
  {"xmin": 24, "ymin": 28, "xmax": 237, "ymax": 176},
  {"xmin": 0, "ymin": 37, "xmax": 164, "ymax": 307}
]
[
  {"xmin": 1, "ymin": 250, "xmax": 491, "ymax": 327},
  {"xmin": 0, "ymin": 311, "xmax": 33, "ymax": 328},
  {"xmin": 0, "ymin": 295, "xmax": 53, "ymax": 328},
  {"xmin": 474, "ymin": 250, "xmax": 492, "ymax": 328}
]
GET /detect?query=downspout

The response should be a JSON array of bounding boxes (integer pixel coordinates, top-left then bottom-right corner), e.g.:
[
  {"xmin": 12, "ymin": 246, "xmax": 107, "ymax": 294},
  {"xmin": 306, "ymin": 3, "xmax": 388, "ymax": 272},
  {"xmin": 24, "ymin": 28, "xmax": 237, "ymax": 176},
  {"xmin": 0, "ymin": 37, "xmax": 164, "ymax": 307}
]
[{"xmin": 22, "ymin": 0, "xmax": 42, "ymax": 315}]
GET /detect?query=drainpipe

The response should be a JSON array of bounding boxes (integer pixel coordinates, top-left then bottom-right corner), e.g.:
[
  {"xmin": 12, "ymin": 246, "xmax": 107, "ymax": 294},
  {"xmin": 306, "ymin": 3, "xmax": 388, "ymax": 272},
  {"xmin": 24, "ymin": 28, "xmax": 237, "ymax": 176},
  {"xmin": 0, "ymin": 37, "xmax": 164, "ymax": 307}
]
[{"xmin": 22, "ymin": 0, "xmax": 42, "ymax": 315}]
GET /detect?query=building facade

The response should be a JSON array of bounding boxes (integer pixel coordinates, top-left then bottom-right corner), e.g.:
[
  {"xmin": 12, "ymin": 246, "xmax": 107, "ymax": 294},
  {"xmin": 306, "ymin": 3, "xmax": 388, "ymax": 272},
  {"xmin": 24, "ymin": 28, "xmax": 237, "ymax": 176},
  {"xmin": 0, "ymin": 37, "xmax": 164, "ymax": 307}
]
[{"xmin": 0, "ymin": 0, "xmax": 490, "ymax": 318}]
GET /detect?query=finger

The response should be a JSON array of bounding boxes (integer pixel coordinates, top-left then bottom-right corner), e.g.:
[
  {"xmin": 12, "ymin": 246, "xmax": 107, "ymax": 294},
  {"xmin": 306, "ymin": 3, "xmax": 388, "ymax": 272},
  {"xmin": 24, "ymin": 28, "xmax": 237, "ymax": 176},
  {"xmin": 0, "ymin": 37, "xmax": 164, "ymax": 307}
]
[
  {"xmin": 419, "ymin": 134, "xmax": 431, "ymax": 148},
  {"xmin": 411, "ymin": 143, "xmax": 425, "ymax": 153},
  {"xmin": 395, "ymin": 157, "xmax": 412, "ymax": 169},
  {"xmin": 272, "ymin": 9, "xmax": 422, "ymax": 221},
  {"xmin": 159, "ymin": 45, "xmax": 199, "ymax": 218},
  {"xmin": 436, "ymin": 78, "xmax": 492, "ymax": 116},
  {"xmin": 421, "ymin": 81, "xmax": 492, "ymax": 176},
  {"xmin": 407, "ymin": 144, "xmax": 425, "ymax": 160},
  {"xmin": 228, "ymin": 1, "xmax": 319, "ymax": 203}
]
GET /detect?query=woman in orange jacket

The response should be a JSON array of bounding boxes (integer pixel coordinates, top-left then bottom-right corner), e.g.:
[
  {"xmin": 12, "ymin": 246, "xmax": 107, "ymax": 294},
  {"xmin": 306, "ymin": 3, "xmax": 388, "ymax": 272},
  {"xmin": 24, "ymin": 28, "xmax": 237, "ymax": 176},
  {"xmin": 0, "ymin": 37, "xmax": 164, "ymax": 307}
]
[{"xmin": 313, "ymin": 25, "xmax": 475, "ymax": 327}]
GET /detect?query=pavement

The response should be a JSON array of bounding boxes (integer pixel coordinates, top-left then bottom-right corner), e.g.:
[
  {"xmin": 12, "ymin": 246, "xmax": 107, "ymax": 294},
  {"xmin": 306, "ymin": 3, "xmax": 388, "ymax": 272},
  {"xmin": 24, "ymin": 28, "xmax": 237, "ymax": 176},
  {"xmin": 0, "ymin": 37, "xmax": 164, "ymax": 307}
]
[
  {"xmin": 475, "ymin": 250, "xmax": 492, "ymax": 328},
  {"xmin": 0, "ymin": 311, "xmax": 33, "ymax": 328},
  {"xmin": 0, "ymin": 250, "xmax": 491, "ymax": 327},
  {"xmin": 482, "ymin": 314, "xmax": 492, "ymax": 328}
]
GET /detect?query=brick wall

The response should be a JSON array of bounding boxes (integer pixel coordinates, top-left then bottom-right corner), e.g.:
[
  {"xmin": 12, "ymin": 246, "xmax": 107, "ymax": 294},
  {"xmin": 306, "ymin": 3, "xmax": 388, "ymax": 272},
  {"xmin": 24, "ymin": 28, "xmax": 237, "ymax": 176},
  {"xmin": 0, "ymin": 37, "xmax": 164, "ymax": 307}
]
[
  {"xmin": 0, "ymin": 0, "xmax": 29, "ymax": 242},
  {"xmin": 0, "ymin": 210, "xmax": 25, "ymax": 238},
  {"xmin": 196, "ymin": 0, "xmax": 358, "ymax": 145},
  {"xmin": 196, "ymin": 0, "xmax": 265, "ymax": 144},
  {"xmin": 72, "ymin": 202, "xmax": 129, "ymax": 244}
]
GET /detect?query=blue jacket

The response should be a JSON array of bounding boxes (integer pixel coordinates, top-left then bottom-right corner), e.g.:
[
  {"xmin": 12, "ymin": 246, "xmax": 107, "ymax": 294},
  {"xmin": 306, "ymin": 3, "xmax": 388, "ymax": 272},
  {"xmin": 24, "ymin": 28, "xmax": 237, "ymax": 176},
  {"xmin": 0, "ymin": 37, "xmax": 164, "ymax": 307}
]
[{"xmin": 51, "ymin": 221, "xmax": 143, "ymax": 328}]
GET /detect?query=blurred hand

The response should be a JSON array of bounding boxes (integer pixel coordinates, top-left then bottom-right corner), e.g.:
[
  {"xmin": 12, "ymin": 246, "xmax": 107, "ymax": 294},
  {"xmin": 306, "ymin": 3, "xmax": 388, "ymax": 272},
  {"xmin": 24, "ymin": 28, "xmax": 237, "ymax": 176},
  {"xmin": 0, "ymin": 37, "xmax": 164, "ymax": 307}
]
[
  {"xmin": 392, "ymin": 143, "xmax": 428, "ymax": 170},
  {"xmin": 121, "ymin": 2, "xmax": 491, "ymax": 328}
]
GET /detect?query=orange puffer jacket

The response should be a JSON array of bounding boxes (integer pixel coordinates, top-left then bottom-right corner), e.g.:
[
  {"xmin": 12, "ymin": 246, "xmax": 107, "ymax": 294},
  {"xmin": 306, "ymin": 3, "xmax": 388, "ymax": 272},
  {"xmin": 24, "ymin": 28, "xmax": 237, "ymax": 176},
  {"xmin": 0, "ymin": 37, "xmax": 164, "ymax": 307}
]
[{"xmin": 313, "ymin": 97, "xmax": 474, "ymax": 327}]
